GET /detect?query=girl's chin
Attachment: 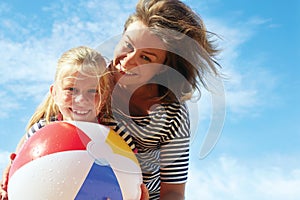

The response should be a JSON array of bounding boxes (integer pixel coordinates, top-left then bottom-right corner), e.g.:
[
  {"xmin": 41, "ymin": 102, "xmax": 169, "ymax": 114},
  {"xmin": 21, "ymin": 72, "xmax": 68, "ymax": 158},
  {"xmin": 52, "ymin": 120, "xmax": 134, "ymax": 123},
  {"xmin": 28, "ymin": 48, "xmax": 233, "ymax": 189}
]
[
  {"xmin": 67, "ymin": 114, "xmax": 96, "ymax": 122},
  {"xmin": 72, "ymin": 118, "xmax": 97, "ymax": 123}
]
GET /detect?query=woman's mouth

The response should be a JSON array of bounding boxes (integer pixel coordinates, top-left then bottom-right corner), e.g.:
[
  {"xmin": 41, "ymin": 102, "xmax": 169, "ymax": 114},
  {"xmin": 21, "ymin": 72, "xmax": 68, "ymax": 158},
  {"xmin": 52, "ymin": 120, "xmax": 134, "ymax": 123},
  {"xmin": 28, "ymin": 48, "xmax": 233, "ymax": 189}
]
[{"xmin": 115, "ymin": 64, "xmax": 137, "ymax": 76}]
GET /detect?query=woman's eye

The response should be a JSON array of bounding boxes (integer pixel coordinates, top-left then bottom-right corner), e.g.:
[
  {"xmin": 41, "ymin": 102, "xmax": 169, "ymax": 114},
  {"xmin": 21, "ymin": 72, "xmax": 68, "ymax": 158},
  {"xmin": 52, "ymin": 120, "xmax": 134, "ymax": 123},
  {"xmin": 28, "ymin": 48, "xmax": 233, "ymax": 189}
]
[
  {"xmin": 141, "ymin": 55, "xmax": 151, "ymax": 62},
  {"xmin": 125, "ymin": 41, "xmax": 134, "ymax": 50}
]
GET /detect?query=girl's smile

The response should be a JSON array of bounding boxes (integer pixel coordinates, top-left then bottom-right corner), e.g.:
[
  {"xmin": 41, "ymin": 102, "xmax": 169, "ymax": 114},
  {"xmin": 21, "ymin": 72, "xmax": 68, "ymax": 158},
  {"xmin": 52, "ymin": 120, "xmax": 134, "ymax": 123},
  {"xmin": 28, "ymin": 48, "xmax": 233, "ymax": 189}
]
[{"xmin": 51, "ymin": 73, "xmax": 101, "ymax": 123}]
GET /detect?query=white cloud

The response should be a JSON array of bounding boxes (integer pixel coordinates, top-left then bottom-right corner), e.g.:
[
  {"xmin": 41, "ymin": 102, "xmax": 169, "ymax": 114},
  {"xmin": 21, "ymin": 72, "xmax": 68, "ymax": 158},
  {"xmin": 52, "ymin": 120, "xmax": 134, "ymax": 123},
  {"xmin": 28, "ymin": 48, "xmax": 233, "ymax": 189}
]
[
  {"xmin": 186, "ymin": 155, "xmax": 300, "ymax": 200},
  {"xmin": 0, "ymin": 91, "xmax": 20, "ymax": 119},
  {"xmin": 203, "ymin": 15, "xmax": 279, "ymax": 119}
]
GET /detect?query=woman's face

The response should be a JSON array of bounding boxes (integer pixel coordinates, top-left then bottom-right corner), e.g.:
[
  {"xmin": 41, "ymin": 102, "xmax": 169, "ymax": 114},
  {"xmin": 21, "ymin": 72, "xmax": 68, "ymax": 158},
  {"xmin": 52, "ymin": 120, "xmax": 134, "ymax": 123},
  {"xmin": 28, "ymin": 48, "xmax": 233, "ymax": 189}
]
[
  {"xmin": 113, "ymin": 20, "xmax": 167, "ymax": 88},
  {"xmin": 51, "ymin": 72, "xmax": 101, "ymax": 123}
]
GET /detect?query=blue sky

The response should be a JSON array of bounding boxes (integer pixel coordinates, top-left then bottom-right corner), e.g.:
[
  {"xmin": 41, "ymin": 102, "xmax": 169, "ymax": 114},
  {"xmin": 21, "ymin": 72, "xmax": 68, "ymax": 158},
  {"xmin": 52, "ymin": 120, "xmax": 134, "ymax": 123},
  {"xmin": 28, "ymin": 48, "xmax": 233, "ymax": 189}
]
[{"xmin": 0, "ymin": 0, "xmax": 299, "ymax": 199}]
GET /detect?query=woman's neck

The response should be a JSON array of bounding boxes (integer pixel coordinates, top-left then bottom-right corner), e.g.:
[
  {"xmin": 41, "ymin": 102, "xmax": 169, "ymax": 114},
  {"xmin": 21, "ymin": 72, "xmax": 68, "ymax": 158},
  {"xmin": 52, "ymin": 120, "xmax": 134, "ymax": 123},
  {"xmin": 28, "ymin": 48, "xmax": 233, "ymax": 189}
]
[{"xmin": 113, "ymin": 83, "xmax": 161, "ymax": 116}]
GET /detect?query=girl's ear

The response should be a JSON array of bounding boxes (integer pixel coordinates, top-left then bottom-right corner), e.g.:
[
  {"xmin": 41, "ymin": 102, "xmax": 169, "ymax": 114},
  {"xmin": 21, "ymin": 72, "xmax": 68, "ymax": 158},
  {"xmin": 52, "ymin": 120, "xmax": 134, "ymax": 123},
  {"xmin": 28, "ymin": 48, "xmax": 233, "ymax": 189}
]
[
  {"xmin": 50, "ymin": 84, "xmax": 56, "ymax": 98},
  {"xmin": 50, "ymin": 84, "xmax": 60, "ymax": 107}
]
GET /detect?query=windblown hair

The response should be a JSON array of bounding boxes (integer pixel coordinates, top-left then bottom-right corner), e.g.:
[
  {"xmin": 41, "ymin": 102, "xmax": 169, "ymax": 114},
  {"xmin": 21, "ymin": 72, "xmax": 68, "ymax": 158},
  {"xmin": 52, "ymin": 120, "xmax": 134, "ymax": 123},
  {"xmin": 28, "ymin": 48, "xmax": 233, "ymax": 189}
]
[{"xmin": 124, "ymin": 0, "xmax": 221, "ymax": 101}]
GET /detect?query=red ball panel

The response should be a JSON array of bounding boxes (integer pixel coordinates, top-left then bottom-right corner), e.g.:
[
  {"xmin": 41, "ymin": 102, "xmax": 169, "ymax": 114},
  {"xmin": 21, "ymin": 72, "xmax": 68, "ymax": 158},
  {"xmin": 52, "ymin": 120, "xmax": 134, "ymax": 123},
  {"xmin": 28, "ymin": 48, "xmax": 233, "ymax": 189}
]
[{"xmin": 9, "ymin": 121, "xmax": 91, "ymax": 178}]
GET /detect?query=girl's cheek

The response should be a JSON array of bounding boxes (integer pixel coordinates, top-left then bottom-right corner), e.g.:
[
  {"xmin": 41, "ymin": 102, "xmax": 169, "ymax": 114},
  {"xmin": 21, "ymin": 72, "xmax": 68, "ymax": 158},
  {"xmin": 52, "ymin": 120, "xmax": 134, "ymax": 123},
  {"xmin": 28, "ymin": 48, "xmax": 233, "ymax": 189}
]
[{"xmin": 61, "ymin": 95, "xmax": 73, "ymax": 103}]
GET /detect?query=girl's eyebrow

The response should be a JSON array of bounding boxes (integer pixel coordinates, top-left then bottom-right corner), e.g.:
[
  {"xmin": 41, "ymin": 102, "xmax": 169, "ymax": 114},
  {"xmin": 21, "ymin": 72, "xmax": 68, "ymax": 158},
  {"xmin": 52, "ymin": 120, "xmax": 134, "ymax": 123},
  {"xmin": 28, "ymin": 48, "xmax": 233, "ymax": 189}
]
[{"xmin": 125, "ymin": 35, "xmax": 159, "ymax": 58}]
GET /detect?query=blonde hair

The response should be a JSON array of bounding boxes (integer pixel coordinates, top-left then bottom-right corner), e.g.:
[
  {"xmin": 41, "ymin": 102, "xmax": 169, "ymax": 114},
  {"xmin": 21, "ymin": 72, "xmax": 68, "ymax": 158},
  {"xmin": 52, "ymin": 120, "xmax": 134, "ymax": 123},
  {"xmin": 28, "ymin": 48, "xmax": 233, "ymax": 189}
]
[
  {"xmin": 26, "ymin": 46, "xmax": 112, "ymax": 131},
  {"xmin": 125, "ymin": 0, "xmax": 221, "ymax": 101}
]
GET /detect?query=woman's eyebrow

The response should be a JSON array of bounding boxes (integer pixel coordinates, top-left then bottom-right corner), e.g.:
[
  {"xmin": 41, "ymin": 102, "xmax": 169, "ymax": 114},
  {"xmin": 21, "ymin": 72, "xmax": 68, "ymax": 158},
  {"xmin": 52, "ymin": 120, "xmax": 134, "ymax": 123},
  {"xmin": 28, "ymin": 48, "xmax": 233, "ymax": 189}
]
[
  {"xmin": 142, "ymin": 50, "xmax": 158, "ymax": 58},
  {"xmin": 125, "ymin": 35, "xmax": 134, "ymax": 45},
  {"xmin": 125, "ymin": 35, "xmax": 158, "ymax": 58}
]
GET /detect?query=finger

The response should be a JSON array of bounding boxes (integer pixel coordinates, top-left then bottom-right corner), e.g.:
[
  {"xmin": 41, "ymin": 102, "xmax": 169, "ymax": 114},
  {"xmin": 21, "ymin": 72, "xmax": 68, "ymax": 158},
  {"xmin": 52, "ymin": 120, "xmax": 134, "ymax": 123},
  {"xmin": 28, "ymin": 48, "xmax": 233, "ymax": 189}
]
[
  {"xmin": 140, "ymin": 183, "xmax": 149, "ymax": 200},
  {"xmin": 0, "ymin": 191, "xmax": 8, "ymax": 200}
]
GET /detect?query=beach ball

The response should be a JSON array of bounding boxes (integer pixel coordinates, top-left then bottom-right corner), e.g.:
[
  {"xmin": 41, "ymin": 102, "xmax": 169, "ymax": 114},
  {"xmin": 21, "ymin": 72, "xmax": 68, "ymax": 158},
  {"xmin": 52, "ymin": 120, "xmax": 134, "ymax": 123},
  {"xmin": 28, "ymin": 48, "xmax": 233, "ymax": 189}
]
[{"xmin": 8, "ymin": 121, "xmax": 142, "ymax": 200}]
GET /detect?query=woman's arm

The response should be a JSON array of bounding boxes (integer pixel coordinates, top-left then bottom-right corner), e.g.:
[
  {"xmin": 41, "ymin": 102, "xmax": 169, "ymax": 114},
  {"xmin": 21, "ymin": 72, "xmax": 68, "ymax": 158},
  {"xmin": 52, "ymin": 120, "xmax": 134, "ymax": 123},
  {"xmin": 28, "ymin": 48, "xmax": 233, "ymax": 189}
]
[{"xmin": 160, "ymin": 182, "xmax": 186, "ymax": 200}]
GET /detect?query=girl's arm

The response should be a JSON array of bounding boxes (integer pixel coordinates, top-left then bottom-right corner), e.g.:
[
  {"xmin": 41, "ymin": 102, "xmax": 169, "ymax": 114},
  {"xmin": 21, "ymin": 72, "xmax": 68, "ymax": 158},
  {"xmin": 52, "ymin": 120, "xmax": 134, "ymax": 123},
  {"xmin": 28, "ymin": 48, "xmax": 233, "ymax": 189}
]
[{"xmin": 0, "ymin": 135, "xmax": 26, "ymax": 200}]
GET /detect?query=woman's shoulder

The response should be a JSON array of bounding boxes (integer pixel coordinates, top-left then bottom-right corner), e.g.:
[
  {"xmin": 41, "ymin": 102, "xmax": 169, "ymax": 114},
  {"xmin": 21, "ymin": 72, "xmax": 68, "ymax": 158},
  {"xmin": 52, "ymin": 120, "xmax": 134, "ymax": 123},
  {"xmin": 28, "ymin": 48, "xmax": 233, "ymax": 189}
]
[
  {"xmin": 158, "ymin": 102, "xmax": 190, "ymax": 137},
  {"xmin": 157, "ymin": 101, "xmax": 189, "ymax": 116}
]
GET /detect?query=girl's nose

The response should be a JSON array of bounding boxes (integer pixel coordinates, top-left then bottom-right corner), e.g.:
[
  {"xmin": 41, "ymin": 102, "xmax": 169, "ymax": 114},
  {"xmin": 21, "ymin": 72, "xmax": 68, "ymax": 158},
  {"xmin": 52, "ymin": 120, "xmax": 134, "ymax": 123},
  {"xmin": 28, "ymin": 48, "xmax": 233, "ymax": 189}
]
[{"xmin": 73, "ymin": 93, "xmax": 89, "ymax": 104}]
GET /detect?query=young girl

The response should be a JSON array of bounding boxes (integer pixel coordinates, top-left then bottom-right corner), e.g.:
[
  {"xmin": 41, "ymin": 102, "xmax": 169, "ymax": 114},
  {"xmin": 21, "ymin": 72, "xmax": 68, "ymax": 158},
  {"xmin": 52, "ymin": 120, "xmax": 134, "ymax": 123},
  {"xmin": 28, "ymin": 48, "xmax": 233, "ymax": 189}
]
[
  {"xmin": 24, "ymin": 46, "xmax": 112, "ymax": 139},
  {"xmin": 0, "ymin": 46, "xmax": 110, "ymax": 200},
  {"xmin": 109, "ymin": 0, "xmax": 221, "ymax": 199},
  {"xmin": 1, "ymin": 46, "xmax": 148, "ymax": 200}
]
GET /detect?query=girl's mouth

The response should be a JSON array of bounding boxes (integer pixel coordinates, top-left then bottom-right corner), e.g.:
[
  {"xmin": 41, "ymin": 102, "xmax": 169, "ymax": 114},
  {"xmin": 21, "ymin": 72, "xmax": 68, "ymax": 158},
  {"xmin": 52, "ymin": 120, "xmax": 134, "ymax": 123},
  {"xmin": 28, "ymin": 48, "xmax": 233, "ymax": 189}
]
[{"xmin": 71, "ymin": 108, "xmax": 90, "ymax": 115}]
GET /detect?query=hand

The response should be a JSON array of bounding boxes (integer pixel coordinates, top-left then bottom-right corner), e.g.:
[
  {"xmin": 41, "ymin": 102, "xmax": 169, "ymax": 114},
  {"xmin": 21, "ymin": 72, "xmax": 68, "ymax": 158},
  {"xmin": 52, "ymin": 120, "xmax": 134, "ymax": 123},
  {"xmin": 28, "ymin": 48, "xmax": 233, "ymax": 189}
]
[
  {"xmin": 0, "ymin": 185, "xmax": 8, "ymax": 200},
  {"xmin": 140, "ymin": 183, "xmax": 149, "ymax": 200},
  {"xmin": 1, "ymin": 171, "xmax": 9, "ymax": 200}
]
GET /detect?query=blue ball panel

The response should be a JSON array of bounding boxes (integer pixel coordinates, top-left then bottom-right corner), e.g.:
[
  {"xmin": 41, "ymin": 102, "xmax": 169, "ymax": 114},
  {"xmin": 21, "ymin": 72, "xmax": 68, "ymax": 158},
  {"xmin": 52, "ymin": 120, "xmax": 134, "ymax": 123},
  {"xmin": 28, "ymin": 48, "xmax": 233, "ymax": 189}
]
[{"xmin": 75, "ymin": 162, "xmax": 123, "ymax": 200}]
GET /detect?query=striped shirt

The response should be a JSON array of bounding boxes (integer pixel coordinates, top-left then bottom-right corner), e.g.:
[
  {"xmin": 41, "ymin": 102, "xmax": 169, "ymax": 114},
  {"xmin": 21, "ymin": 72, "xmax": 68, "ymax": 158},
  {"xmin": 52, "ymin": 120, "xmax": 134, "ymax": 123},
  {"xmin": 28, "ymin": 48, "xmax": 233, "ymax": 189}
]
[{"xmin": 108, "ymin": 102, "xmax": 190, "ymax": 200}]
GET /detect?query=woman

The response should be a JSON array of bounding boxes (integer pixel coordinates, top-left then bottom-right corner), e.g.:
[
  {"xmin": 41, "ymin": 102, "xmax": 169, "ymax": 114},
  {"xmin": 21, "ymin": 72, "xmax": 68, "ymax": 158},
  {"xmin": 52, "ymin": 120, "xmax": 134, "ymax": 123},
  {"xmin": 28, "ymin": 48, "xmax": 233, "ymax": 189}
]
[{"xmin": 107, "ymin": 0, "xmax": 221, "ymax": 199}]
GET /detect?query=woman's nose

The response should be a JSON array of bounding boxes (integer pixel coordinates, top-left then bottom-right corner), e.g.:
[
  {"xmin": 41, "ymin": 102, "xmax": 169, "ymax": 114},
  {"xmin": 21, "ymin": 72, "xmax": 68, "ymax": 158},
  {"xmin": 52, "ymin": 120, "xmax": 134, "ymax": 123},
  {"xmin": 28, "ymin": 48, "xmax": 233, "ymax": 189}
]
[{"xmin": 121, "ymin": 51, "xmax": 139, "ymax": 70}]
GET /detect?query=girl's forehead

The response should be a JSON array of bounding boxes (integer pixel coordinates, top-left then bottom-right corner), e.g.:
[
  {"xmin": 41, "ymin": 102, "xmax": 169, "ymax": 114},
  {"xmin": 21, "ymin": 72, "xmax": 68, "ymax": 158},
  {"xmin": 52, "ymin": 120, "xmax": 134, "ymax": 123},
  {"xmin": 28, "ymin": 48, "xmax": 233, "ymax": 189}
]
[
  {"xmin": 61, "ymin": 71, "xmax": 97, "ymax": 80},
  {"xmin": 59, "ymin": 73, "xmax": 99, "ymax": 85},
  {"xmin": 58, "ymin": 64, "xmax": 104, "ymax": 79}
]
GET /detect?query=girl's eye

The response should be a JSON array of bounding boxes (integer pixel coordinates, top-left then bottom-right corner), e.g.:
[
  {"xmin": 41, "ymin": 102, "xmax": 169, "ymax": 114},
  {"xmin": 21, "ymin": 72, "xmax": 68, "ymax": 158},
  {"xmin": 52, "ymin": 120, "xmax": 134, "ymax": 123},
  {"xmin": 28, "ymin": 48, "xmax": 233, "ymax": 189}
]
[
  {"xmin": 65, "ymin": 87, "xmax": 78, "ymax": 94},
  {"xmin": 88, "ymin": 89, "xmax": 99, "ymax": 94},
  {"xmin": 68, "ymin": 87, "xmax": 75, "ymax": 92}
]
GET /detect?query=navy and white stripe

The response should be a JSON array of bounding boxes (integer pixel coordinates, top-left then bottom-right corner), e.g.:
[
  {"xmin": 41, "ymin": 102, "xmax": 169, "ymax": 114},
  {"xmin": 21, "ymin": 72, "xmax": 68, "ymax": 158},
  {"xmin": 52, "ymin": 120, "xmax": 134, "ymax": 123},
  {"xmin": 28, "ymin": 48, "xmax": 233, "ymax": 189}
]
[
  {"xmin": 26, "ymin": 119, "xmax": 48, "ymax": 139},
  {"xmin": 112, "ymin": 102, "xmax": 190, "ymax": 200}
]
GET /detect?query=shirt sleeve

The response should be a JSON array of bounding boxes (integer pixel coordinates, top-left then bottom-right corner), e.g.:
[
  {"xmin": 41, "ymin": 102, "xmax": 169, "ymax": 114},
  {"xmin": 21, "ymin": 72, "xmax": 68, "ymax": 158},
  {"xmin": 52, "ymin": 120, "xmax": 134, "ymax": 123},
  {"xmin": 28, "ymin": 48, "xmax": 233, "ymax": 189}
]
[
  {"xmin": 159, "ymin": 103, "xmax": 190, "ymax": 183},
  {"xmin": 25, "ymin": 119, "xmax": 47, "ymax": 140}
]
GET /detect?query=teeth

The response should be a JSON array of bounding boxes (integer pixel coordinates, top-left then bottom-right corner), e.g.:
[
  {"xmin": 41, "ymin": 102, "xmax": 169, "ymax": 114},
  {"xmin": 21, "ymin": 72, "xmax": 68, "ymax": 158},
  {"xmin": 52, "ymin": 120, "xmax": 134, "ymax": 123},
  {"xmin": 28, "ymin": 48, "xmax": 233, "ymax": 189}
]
[
  {"xmin": 116, "ymin": 63, "xmax": 136, "ymax": 75},
  {"xmin": 73, "ymin": 110, "xmax": 89, "ymax": 115},
  {"xmin": 124, "ymin": 71, "xmax": 135, "ymax": 75},
  {"xmin": 115, "ymin": 63, "xmax": 125, "ymax": 71}
]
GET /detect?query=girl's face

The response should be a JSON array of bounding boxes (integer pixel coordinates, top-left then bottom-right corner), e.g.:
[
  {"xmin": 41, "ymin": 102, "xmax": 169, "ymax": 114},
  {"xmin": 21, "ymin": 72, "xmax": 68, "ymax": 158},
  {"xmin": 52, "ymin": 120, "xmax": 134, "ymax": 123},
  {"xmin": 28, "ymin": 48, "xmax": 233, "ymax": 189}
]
[
  {"xmin": 51, "ymin": 72, "xmax": 101, "ymax": 123},
  {"xmin": 113, "ymin": 20, "xmax": 167, "ymax": 88}
]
